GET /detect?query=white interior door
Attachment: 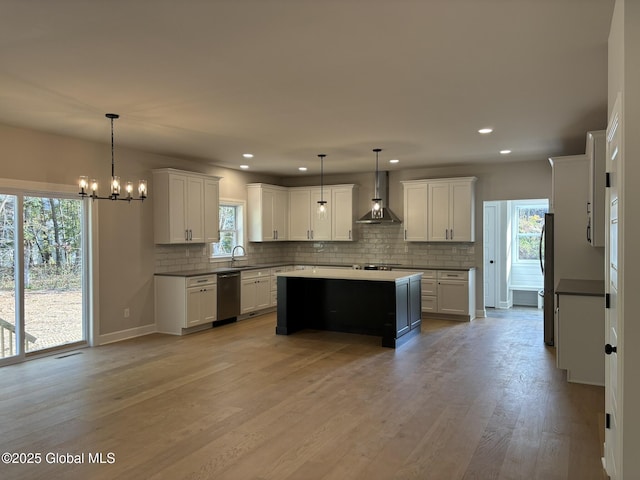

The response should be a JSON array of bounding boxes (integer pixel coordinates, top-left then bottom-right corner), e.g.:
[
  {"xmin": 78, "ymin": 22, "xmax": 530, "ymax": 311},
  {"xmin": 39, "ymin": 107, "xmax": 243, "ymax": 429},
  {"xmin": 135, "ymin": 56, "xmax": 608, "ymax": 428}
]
[
  {"xmin": 483, "ymin": 202, "xmax": 498, "ymax": 308},
  {"xmin": 604, "ymin": 93, "xmax": 621, "ymax": 479}
]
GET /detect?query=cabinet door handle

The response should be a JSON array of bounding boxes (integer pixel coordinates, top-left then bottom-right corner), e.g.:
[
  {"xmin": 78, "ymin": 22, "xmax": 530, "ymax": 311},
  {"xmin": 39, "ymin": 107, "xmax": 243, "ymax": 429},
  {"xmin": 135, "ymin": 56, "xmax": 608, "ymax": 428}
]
[
  {"xmin": 404, "ymin": 229, "xmax": 407, "ymax": 240},
  {"xmin": 185, "ymin": 229, "xmax": 189, "ymax": 241},
  {"xmin": 349, "ymin": 230, "xmax": 352, "ymax": 240},
  {"xmin": 445, "ymin": 229, "xmax": 448, "ymax": 240},
  {"xmin": 307, "ymin": 230, "xmax": 310, "ymax": 240},
  {"xmin": 450, "ymin": 229, "xmax": 453, "ymax": 240},
  {"xmin": 311, "ymin": 230, "xmax": 314, "ymax": 240}
]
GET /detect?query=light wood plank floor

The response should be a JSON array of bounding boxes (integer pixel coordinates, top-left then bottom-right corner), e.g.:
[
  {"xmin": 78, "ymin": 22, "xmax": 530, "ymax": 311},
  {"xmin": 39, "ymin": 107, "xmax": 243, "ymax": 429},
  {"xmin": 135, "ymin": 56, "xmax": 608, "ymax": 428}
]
[{"xmin": 0, "ymin": 308, "xmax": 606, "ymax": 480}]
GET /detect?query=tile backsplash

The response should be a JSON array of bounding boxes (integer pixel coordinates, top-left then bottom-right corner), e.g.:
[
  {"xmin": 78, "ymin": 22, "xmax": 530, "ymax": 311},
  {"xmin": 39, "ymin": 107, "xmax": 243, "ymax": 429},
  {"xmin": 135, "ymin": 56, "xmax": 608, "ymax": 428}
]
[{"xmin": 154, "ymin": 224, "xmax": 475, "ymax": 273}]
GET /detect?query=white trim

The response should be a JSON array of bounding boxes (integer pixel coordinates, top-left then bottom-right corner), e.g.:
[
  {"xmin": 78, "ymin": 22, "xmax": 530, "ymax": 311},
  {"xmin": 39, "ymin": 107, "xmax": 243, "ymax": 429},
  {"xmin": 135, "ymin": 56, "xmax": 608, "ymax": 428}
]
[
  {"xmin": 97, "ymin": 324, "xmax": 156, "ymax": 345},
  {"xmin": 0, "ymin": 178, "xmax": 76, "ymax": 196},
  {"xmin": 476, "ymin": 309, "xmax": 487, "ymax": 318}
]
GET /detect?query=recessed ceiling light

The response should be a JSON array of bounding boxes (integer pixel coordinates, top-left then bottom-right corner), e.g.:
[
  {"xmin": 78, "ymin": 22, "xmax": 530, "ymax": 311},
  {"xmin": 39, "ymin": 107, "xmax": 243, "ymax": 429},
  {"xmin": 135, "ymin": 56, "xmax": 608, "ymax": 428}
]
[
  {"xmin": 298, "ymin": 167, "xmax": 308, "ymax": 172},
  {"xmin": 389, "ymin": 159, "xmax": 400, "ymax": 164},
  {"xmin": 500, "ymin": 149, "xmax": 512, "ymax": 155},
  {"xmin": 240, "ymin": 165, "xmax": 250, "ymax": 169},
  {"xmin": 242, "ymin": 153, "xmax": 254, "ymax": 158},
  {"xmin": 478, "ymin": 128, "xmax": 493, "ymax": 134}
]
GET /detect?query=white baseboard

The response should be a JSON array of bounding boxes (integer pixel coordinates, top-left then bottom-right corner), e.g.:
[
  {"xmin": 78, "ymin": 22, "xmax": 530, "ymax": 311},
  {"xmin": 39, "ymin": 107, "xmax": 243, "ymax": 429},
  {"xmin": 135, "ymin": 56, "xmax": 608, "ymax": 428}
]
[
  {"xmin": 97, "ymin": 324, "xmax": 156, "ymax": 345},
  {"xmin": 476, "ymin": 309, "xmax": 486, "ymax": 318}
]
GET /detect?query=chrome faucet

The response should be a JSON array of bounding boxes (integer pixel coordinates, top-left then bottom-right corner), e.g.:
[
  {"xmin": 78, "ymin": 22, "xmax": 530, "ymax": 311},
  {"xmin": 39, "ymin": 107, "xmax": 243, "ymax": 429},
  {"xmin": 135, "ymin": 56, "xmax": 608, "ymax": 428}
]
[{"xmin": 231, "ymin": 245, "xmax": 246, "ymax": 263}]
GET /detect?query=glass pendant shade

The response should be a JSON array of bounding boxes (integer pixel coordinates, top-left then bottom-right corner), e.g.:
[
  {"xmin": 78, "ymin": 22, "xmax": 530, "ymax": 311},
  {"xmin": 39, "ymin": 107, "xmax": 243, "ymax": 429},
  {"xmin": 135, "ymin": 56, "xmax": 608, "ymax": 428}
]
[
  {"xmin": 317, "ymin": 201, "xmax": 327, "ymax": 219},
  {"xmin": 316, "ymin": 153, "xmax": 327, "ymax": 219},
  {"xmin": 371, "ymin": 198, "xmax": 383, "ymax": 218}
]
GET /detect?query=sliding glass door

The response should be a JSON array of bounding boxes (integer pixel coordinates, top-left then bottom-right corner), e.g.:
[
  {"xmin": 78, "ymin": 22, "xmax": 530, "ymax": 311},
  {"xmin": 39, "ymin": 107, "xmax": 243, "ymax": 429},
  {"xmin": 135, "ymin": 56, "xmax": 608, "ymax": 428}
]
[
  {"xmin": 0, "ymin": 191, "xmax": 86, "ymax": 363},
  {"xmin": 0, "ymin": 194, "xmax": 18, "ymax": 360}
]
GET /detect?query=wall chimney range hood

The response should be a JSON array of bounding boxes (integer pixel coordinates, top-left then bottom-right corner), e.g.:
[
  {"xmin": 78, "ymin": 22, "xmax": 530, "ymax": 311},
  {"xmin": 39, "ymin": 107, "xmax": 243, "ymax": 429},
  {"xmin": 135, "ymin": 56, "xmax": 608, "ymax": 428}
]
[{"xmin": 356, "ymin": 158, "xmax": 402, "ymax": 224}]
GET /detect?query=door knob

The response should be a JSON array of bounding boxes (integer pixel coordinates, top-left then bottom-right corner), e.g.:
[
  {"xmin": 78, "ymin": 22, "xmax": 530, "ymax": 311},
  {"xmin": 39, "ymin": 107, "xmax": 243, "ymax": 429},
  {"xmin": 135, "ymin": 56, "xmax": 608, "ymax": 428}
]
[
  {"xmin": 490, "ymin": 260, "xmax": 494, "ymax": 264},
  {"xmin": 605, "ymin": 344, "xmax": 617, "ymax": 355}
]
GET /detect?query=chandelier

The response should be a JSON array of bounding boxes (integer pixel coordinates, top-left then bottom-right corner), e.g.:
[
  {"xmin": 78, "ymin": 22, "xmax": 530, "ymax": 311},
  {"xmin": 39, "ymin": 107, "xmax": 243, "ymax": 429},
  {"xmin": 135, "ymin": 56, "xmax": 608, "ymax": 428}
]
[{"xmin": 79, "ymin": 113, "xmax": 147, "ymax": 202}]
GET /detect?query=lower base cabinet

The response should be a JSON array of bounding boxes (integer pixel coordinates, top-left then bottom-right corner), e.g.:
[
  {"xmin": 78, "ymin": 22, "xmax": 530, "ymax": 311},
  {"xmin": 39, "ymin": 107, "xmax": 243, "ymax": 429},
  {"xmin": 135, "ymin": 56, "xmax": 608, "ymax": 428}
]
[
  {"xmin": 155, "ymin": 274, "xmax": 217, "ymax": 335},
  {"xmin": 414, "ymin": 269, "xmax": 475, "ymax": 321},
  {"xmin": 241, "ymin": 269, "xmax": 271, "ymax": 314},
  {"xmin": 556, "ymin": 293, "xmax": 604, "ymax": 385}
]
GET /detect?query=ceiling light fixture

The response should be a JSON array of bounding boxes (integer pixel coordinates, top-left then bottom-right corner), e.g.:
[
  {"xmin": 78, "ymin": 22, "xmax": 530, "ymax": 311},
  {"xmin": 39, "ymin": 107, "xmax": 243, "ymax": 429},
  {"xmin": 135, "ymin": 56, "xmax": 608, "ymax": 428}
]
[
  {"xmin": 389, "ymin": 159, "xmax": 399, "ymax": 164},
  {"xmin": 79, "ymin": 113, "xmax": 147, "ymax": 202},
  {"xmin": 240, "ymin": 165, "xmax": 250, "ymax": 169},
  {"xmin": 500, "ymin": 149, "xmax": 512, "ymax": 155},
  {"xmin": 478, "ymin": 128, "xmax": 493, "ymax": 134},
  {"xmin": 317, "ymin": 154, "xmax": 327, "ymax": 219},
  {"xmin": 242, "ymin": 153, "xmax": 254, "ymax": 158},
  {"xmin": 371, "ymin": 148, "xmax": 383, "ymax": 219},
  {"xmin": 298, "ymin": 167, "xmax": 308, "ymax": 172}
]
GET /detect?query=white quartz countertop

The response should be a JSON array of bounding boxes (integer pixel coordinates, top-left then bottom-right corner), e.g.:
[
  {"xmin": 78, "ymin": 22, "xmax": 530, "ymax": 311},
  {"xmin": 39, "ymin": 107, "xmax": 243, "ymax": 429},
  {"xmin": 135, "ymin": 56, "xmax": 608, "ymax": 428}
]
[{"xmin": 276, "ymin": 268, "xmax": 422, "ymax": 282}]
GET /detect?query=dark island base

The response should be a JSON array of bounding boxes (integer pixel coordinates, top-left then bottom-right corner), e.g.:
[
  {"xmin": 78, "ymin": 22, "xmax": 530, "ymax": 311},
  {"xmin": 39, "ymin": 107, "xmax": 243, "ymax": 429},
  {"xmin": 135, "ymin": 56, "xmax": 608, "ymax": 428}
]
[{"xmin": 276, "ymin": 275, "xmax": 421, "ymax": 348}]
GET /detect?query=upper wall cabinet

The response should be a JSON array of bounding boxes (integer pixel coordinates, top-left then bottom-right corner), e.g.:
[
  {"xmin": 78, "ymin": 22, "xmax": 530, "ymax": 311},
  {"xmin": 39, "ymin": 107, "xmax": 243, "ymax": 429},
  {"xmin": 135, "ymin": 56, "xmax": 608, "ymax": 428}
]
[
  {"xmin": 586, "ymin": 130, "xmax": 605, "ymax": 247},
  {"xmin": 402, "ymin": 177, "xmax": 476, "ymax": 242},
  {"xmin": 402, "ymin": 181, "xmax": 429, "ymax": 241},
  {"xmin": 331, "ymin": 185, "xmax": 357, "ymax": 241},
  {"xmin": 250, "ymin": 184, "xmax": 357, "ymax": 243},
  {"xmin": 247, "ymin": 184, "xmax": 289, "ymax": 242},
  {"xmin": 153, "ymin": 169, "xmax": 220, "ymax": 244}
]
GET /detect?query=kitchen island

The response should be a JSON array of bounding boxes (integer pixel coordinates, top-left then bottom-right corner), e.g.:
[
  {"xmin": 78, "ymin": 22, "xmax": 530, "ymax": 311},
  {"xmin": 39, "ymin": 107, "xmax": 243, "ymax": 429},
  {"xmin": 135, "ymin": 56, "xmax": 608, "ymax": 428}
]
[{"xmin": 276, "ymin": 269, "xmax": 422, "ymax": 348}]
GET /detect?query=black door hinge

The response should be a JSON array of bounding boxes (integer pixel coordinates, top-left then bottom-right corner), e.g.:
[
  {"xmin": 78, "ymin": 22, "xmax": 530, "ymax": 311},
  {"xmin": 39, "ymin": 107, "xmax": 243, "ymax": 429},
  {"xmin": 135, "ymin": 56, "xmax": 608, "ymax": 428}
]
[
  {"xmin": 606, "ymin": 413, "xmax": 611, "ymax": 429},
  {"xmin": 605, "ymin": 293, "xmax": 611, "ymax": 309},
  {"xmin": 606, "ymin": 172, "xmax": 611, "ymax": 188}
]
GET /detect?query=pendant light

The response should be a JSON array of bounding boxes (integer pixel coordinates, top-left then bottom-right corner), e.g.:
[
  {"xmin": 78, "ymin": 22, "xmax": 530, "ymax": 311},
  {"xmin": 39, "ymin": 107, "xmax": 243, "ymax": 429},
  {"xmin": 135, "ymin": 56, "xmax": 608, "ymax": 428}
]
[
  {"xmin": 371, "ymin": 148, "xmax": 383, "ymax": 219},
  {"xmin": 79, "ymin": 113, "xmax": 148, "ymax": 202},
  {"xmin": 317, "ymin": 153, "xmax": 327, "ymax": 219}
]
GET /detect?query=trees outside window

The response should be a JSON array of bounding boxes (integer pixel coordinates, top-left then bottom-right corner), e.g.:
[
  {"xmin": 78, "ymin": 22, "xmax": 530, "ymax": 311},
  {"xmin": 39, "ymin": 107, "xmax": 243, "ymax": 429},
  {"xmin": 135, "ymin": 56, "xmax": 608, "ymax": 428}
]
[
  {"xmin": 212, "ymin": 201, "xmax": 244, "ymax": 258},
  {"xmin": 514, "ymin": 204, "xmax": 547, "ymax": 262}
]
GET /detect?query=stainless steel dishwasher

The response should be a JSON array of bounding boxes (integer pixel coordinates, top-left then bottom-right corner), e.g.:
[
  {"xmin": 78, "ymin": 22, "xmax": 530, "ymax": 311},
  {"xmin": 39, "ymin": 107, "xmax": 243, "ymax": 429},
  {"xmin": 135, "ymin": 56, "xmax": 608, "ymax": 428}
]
[{"xmin": 217, "ymin": 272, "xmax": 240, "ymax": 321}]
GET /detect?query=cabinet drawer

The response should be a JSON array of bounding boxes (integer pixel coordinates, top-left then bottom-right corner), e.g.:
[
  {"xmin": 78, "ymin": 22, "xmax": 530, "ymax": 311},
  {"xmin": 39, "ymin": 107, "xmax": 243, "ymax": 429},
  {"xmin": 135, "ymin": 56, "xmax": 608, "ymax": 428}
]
[
  {"xmin": 422, "ymin": 295, "xmax": 437, "ymax": 312},
  {"xmin": 421, "ymin": 279, "xmax": 437, "ymax": 296},
  {"xmin": 187, "ymin": 275, "xmax": 217, "ymax": 287},
  {"xmin": 241, "ymin": 268, "xmax": 271, "ymax": 280},
  {"xmin": 437, "ymin": 270, "xmax": 468, "ymax": 281},
  {"xmin": 421, "ymin": 270, "xmax": 437, "ymax": 279}
]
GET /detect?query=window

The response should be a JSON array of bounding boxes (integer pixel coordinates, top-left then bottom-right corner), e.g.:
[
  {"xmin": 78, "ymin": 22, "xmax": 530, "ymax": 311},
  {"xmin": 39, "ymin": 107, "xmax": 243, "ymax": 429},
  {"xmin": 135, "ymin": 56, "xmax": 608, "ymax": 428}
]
[
  {"xmin": 212, "ymin": 200, "xmax": 244, "ymax": 258},
  {"xmin": 513, "ymin": 202, "xmax": 547, "ymax": 262}
]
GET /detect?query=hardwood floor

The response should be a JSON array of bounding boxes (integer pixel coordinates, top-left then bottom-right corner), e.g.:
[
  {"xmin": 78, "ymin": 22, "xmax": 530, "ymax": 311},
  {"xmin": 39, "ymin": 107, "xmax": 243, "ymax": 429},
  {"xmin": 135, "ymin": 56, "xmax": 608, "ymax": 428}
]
[{"xmin": 0, "ymin": 308, "xmax": 606, "ymax": 480}]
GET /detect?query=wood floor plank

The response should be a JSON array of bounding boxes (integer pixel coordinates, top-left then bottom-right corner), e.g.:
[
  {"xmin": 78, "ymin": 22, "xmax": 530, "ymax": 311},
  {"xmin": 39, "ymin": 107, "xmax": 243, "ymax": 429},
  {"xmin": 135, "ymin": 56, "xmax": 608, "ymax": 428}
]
[{"xmin": 0, "ymin": 308, "xmax": 606, "ymax": 480}]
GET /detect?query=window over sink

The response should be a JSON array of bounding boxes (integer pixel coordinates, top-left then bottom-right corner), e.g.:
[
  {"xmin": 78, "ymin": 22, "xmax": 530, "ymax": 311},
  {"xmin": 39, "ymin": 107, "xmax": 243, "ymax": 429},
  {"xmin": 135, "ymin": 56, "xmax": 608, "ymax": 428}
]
[{"xmin": 211, "ymin": 199, "xmax": 245, "ymax": 259}]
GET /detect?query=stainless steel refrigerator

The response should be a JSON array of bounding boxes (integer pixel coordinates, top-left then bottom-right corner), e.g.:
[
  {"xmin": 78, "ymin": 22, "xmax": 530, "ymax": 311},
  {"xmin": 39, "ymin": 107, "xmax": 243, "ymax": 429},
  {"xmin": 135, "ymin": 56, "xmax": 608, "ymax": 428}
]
[{"xmin": 541, "ymin": 213, "xmax": 554, "ymax": 346}]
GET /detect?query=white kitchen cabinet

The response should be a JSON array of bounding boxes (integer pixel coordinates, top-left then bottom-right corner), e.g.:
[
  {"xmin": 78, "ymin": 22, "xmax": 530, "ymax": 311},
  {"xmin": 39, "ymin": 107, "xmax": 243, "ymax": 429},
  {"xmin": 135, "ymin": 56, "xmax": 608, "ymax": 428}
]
[
  {"xmin": 288, "ymin": 188, "xmax": 313, "ymax": 240},
  {"xmin": 401, "ymin": 181, "xmax": 429, "ymax": 241},
  {"xmin": 586, "ymin": 130, "xmax": 606, "ymax": 247},
  {"xmin": 270, "ymin": 265, "xmax": 294, "ymax": 307},
  {"xmin": 153, "ymin": 169, "xmax": 220, "ymax": 244},
  {"xmin": 241, "ymin": 268, "xmax": 271, "ymax": 314},
  {"xmin": 331, "ymin": 185, "xmax": 357, "ymax": 241},
  {"xmin": 288, "ymin": 187, "xmax": 332, "ymax": 241},
  {"xmin": 436, "ymin": 269, "xmax": 476, "ymax": 320},
  {"xmin": 401, "ymin": 177, "xmax": 475, "ymax": 242},
  {"xmin": 427, "ymin": 178, "xmax": 476, "ymax": 242},
  {"xmin": 155, "ymin": 274, "xmax": 217, "ymax": 335},
  {"xmin": 556, "ymin": 288, "xmax": 604, "ymax": 385},
  {"xmin": 287, "ymin": 184, "xmax": 356, "ymax": 242},
  {"xmin": 420, "ymin": 269, "xmax": 438, "ymax": 312},
  {"xmin": 247, "ymin": 184, "xmax": 289, "ymax": 242},
  {"xmin": 204, "ymin": 177, "xmax": 220, "ymax": 243},
  {"xmin": 310, "ymin": 188, "xmax": 332, "ymax": 240}
]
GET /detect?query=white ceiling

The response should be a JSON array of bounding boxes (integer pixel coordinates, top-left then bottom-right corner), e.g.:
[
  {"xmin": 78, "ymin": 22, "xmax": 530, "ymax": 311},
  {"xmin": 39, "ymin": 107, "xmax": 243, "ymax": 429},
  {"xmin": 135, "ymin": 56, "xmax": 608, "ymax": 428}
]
[{"xmin": 0, "ymin": 0, "xmax": 614, "ymax": 176}]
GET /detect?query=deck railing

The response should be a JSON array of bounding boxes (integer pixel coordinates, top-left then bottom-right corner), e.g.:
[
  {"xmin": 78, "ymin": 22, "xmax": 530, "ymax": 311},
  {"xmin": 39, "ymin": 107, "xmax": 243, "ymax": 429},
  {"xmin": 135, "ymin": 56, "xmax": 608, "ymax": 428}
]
[{"xmin": 0, "ymin": 317, "xmax": 37, "ymax": 358}]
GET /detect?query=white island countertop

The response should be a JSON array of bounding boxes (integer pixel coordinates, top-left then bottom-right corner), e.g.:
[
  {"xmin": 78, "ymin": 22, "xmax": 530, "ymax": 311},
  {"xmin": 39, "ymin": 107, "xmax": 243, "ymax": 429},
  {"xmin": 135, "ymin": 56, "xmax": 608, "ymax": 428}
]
[{"xmin": 276, "ymin": 268, "xmax": 422, "ymax": 282}]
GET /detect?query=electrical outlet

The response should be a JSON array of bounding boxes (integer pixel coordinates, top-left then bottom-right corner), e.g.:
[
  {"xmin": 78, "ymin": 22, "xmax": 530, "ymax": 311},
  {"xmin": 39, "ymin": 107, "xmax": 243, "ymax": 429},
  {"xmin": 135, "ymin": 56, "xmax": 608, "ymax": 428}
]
[{"xmin": 124, "ymin": 308, "xmax": 130, "ymax": 318}]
